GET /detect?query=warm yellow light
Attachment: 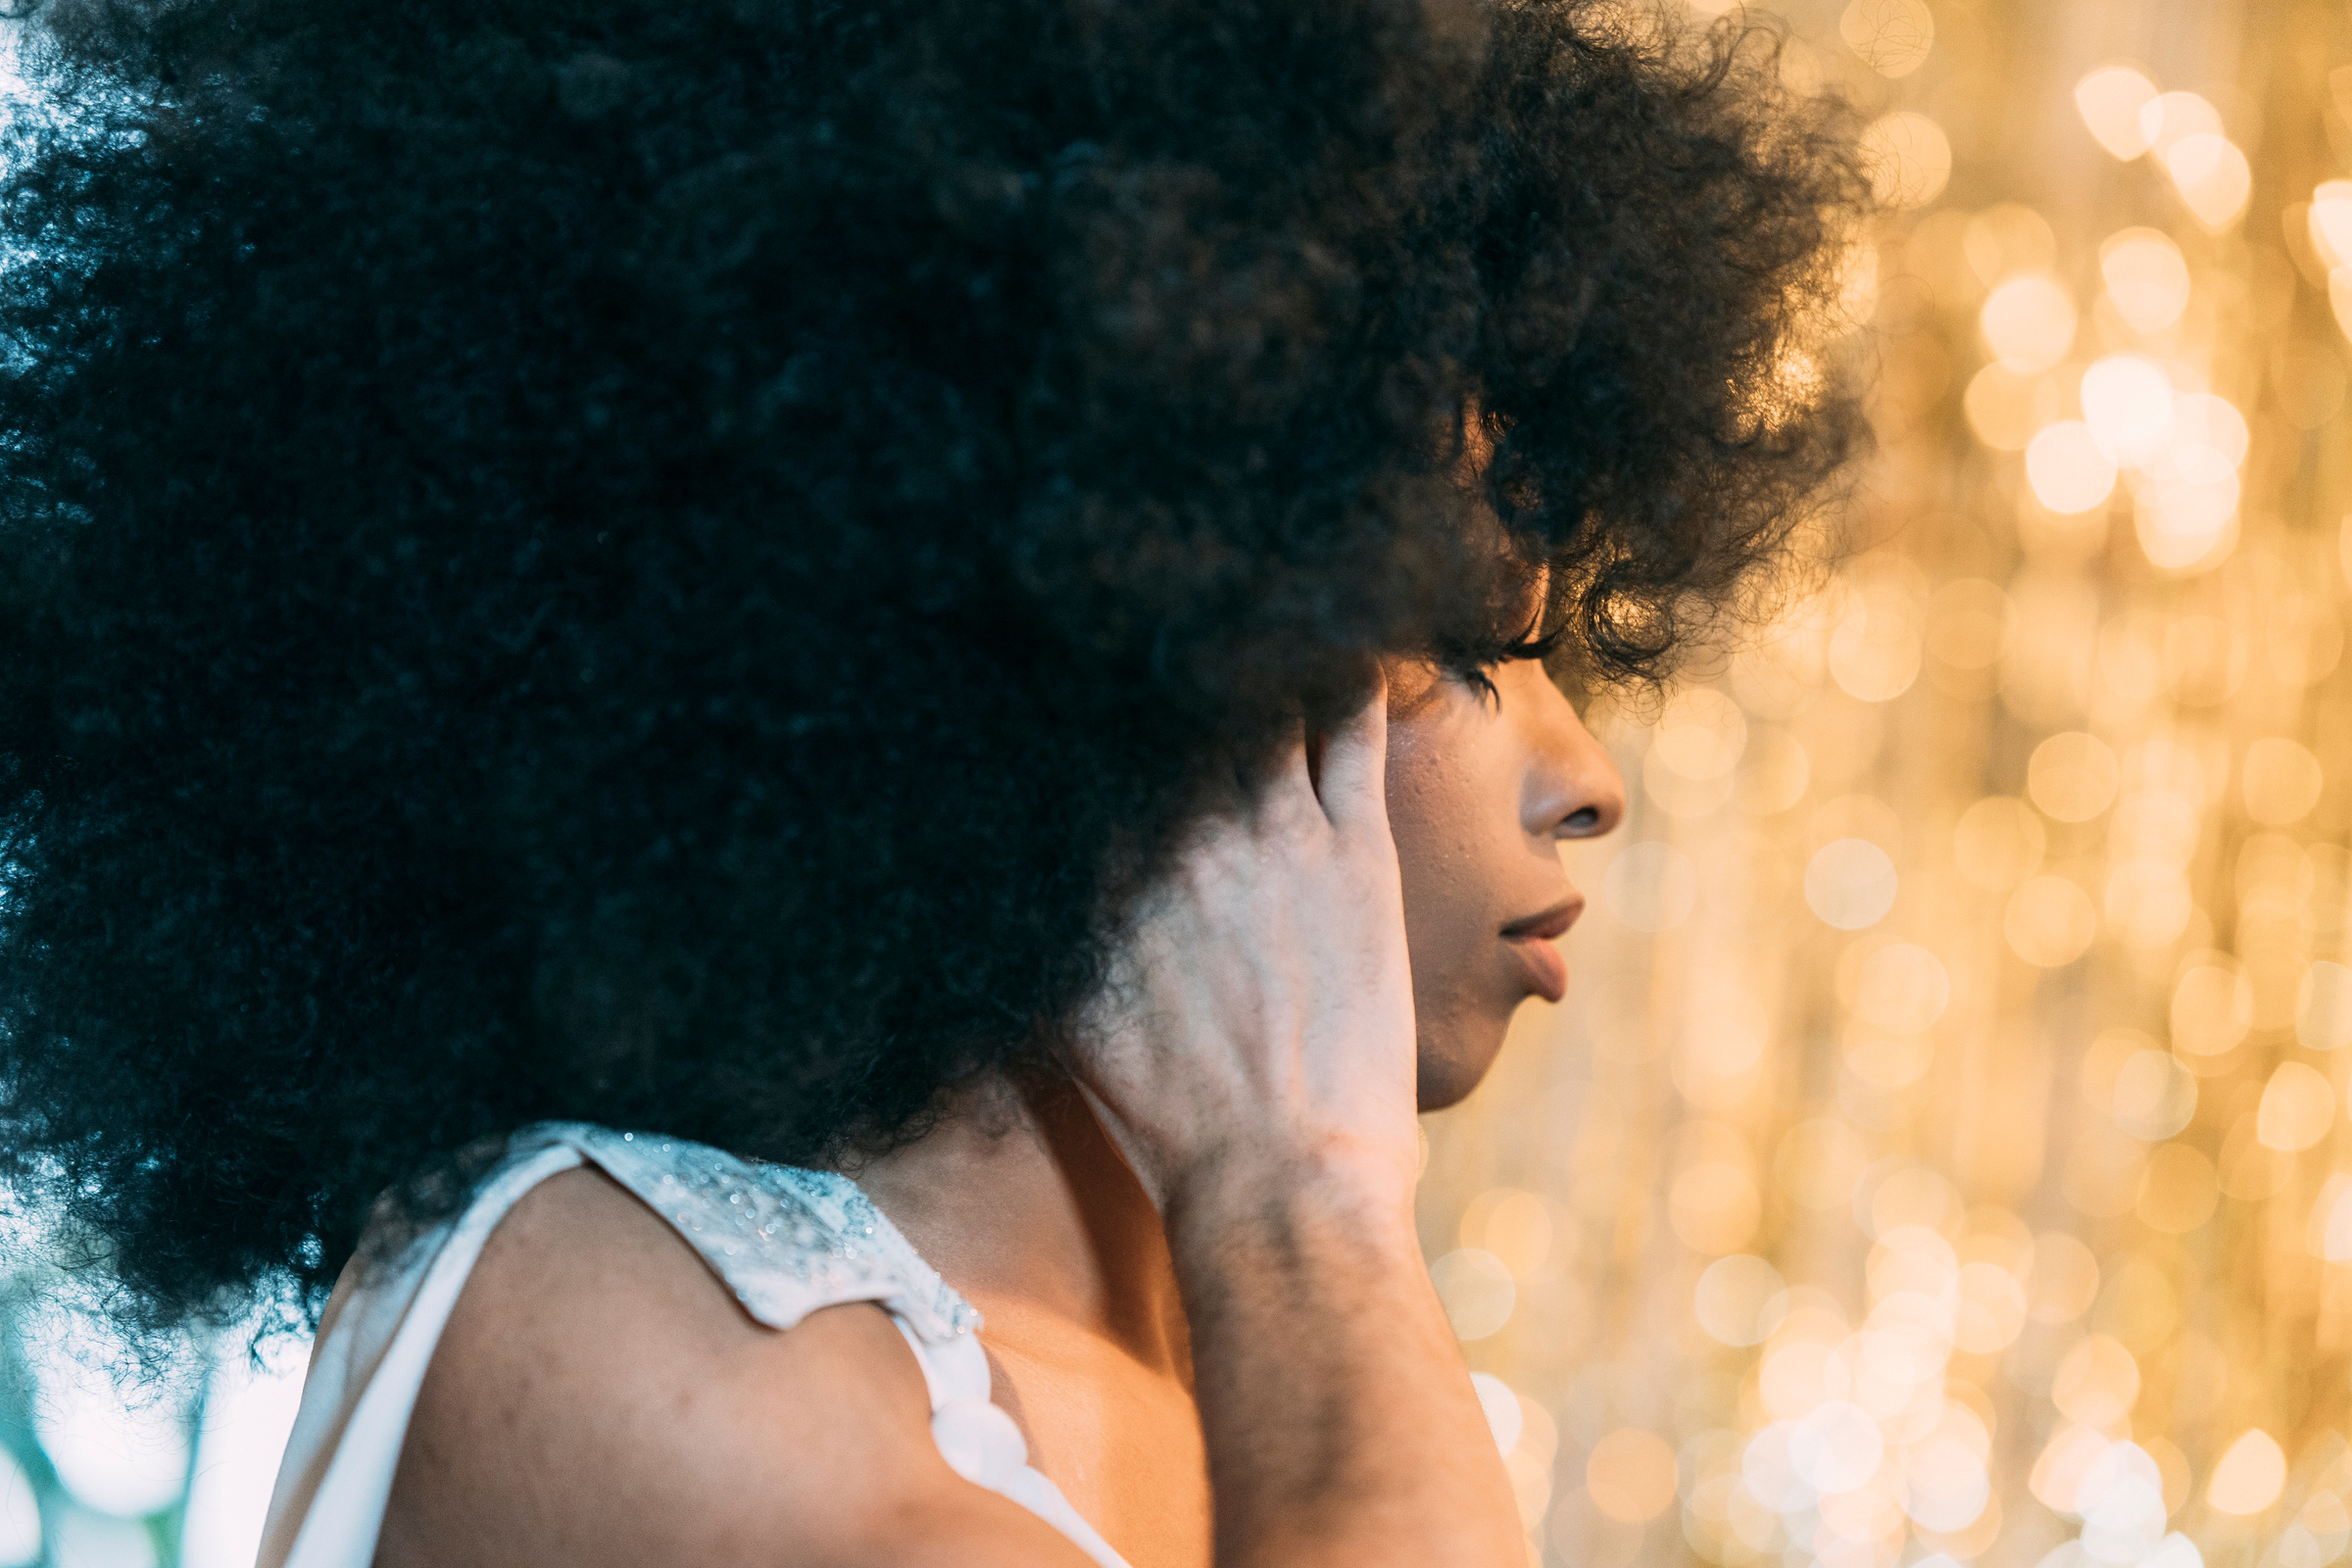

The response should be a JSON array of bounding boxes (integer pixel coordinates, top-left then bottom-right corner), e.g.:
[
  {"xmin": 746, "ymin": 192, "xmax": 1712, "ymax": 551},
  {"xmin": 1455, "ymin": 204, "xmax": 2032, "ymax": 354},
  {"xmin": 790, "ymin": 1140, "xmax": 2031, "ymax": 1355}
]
[
  {"xmin": 1603, "ymin": 841, "xmax": 1698, "ymax": 932},
  {"xmin": 1737, "ymin": 726, "xmax": 1810, "ymax": 814},
  {"xmin": 1644, "ymin": 748, "xmax": 1730, "ymax": 816},
  {"xmin": 1775, "ymin": 1118, "xmax": 1869, "ymax": 1209},
  {"xmin": 2171, "ymin": 961, "xmax": 2252, "ymax": 1056},
  {"xmin": 1952, "ymin": 1262, "xmax": 2028, "ymax": 1354},
  {"xmin": 1929, "ymin": 1399, "xmax": 1997, "ymax": 1465},
  {"xmin": 1965, "ymin": 205, "xmax": 2058, "ymax": 286},
  {"xmin": 2163, "ymin": 134, "xmax": 2251, "ymax": 229},
  {"xmin": 2050, "ymin": 1334, "xmax": 2139, "ymax": 1425},
  {"xmin": 2110, "ymin": 793, "xmax": 2200, "ymax": 869},
  {"xmin": 2097, "ymin": 614, "xmax": 2169, "ymax": 703},
  {"xmin": 2074, "ymin": 65, "xmax": 2158, "ymax": 159},
  {"xmin": 2028, "ymin": 731, "xmax": 2121, "ymax": 820},
  {"xmin": 2029, "ymin": 1233, "xmax": 2101, "ymax": 1321},
  {"xmin": 1668, "ymin": 1161, "xmax": 1761, "ymax": 1252},
  {"xmin": 1860, "ymin": 112, "xmax": 1952, "ymax": 210},
  {"xmin": 2207, "ymin": 1430, "xmax": 2286, "ymax": 1515},
  {"xmin": 1963, "ymin": 364, "xmax": 2054, "ymax": 450},
  {"xmin": 1870, "ymin": 1217, "xmax": 1957, "ymax": 1289},
  {"xmin": 1677, "ymin": 991, "xmax": 1769, "ymax": 1087},
  {"xmin": 1835, "ymin": 238, "xmax": 1880, "ymax": 328},
  {"xmin": 1842, "ymin": 1023, "xmax": 1934, "ymax": 1088},
  {"xmin": 1422, "ymin": 24, "xmax": 2352, "ymax": 1543},
  {"xmin": 1827, "ymin": 585, "xmax": 1923, "ymax": 702},
  {"xmin": 2135, "ymin": 465, "xmax": 2238, "ymax": 575},
  {"xmin": 2080, "ymin": 356, "xmax": 2173, "ymax": 461},
  {"xmin": 2309, "ymin": 180, "xmax": 2352, "ymax": 269},
  {"xmin": 1851, "ymin": 943, "xmax": 1950, "ymax": 1033},
  {"xmin": 2098, "ymin": 228, "xmax": 2191, "ymax": 333},
  {"xmin": 1507, "ymin": 1446, "xmax": 1550, "ymax": 1530},
  {"xmin": 1460, "ymin": 1187, "xmax": 1554, "ymax": 1278},
  {"xmin": 2124, "ymin": 737, "xmax": 2212, "ymax": 811},
  {"xmin": 2133, "ymin": 503, "xmax": 2236, "ymax": 572},
  {"xmin": 2242, "ymin": 736, "xmax": 2323, "ymax": 824},
  {"xmin": 1430, "ymin": 1249, "xmax": 1515, "ymax": 1340},
  {"xmin": 2025, "ymin": 421, "xmax": 2118, "ymax": 514},
  {"xmin": 2226, "ymin": 1119, "xmax": 2293, "ymax": 1197},
  {"xmin": 2005, "ymin": 876, "xmax": 2098, "ymax": 966},
  {"xmin": 2307, "ymin": 1494, "xmax": 2352, "ymax": 1540},
  {"xmin": 1586, "ymin": 1429, "xmax": 1680, "ymax": 1523},
  {"xmin": 1838, "ymin": 0, "xmax": 1933, "ymax": 77},
  {"xmin": 2300, "ymin": 961, "xmax": 2352, "ymax": 1052},
  {"xmin": 2105, "ymin": 858, "xmax": 2194, "ymax": 948},
  {"xmin": 1904, "ymin": 1435, "xmax": 1994, "ymax": 1531},
  {"xmin": 1870, "ymin": 1167, "xmax": 1961, "ymax": 1239},
  {"xmin": 2064, "ymin": 1127, "xmax": 2148, "ymax": 1217},
  {"xmin": 2167, "ymin": 393, "xmax": 2249, "ymax": 479},
  {"xmin": 2139, "ymin": 90, "xmax": 2222, "ymax": 156},
  {"xmin": 2110, "ymin": 1050, "xmax": 2196, "ymax": 1139},
  {"xmin": 1693, "ymin": 1254, "xmax": 1788, "ymax": 1347},
  {"xmin": 1806, "ymin": 838, "xmax": 1898, "ymax": 929},
  {"xmin": 2270, "ymin": 597, "xmax": 2346, "ymax": 688},
  {"xmin": 2256, "ymin": 1061, "xmax": 2333, "ymax": 1151},
  {"xmin": 1981, "ymin": 274, "xmax": 2077, "ymax": 369},
  {"xmin": 1953, "ymin": 797, "xmax": 2046, "ymax": 889},
  {"xmin": 1652, "ymin": 687, "xmax": 1747, "ymax": 780},
  {"xmin": 1921, "ymin": 579, "xmax": 2009, "ymax": 672},
  {"xmin": 1754, "ymin": 349, "xmax": 1824, "ymax": 432},
  {"xmin": 2029, "ymin": 1425, "xmax": 2114, "ymax": 1512},
  {"xmin": 2316, "ymin": 1180, "xmax": 2352, "ymax": 1261}
]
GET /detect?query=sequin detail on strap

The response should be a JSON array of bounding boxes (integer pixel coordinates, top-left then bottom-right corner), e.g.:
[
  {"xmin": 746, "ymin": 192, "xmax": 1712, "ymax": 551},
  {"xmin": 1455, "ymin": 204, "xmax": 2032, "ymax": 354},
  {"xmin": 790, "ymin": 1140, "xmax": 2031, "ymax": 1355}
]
[{"xmin": 514, "ymin": 1121, "xmax": 983, "ymax": 1344}]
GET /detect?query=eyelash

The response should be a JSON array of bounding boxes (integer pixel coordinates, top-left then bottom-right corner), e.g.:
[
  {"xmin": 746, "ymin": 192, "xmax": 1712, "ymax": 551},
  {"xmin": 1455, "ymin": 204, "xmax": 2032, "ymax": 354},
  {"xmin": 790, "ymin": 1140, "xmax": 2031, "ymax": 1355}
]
[{"xmin": 1450, "ymin": 664, "xmax": 1503, "ymax": 708}]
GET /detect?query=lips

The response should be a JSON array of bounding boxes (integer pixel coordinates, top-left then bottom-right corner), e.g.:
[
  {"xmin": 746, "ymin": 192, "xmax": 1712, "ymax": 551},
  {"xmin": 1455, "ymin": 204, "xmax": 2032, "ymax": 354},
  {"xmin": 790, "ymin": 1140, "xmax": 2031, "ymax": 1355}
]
[
  {"xmin": 1504, "ymin": 931, "xmax": 1570, "ymax": 1002},
  {"xmin": 1500, "ymin": 898, "xmax": 1583, "ymax": 944},
  {"xmin": 1500, "ymin": 896, "xmax": 1583, "ymax": 1004}
]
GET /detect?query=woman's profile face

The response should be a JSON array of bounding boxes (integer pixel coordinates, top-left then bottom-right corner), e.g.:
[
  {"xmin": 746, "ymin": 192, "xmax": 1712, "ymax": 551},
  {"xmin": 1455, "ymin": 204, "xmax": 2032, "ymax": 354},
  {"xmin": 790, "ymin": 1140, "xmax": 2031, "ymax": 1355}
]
[{"xmin": 1384, "ymin": 658, "xmax": 1625, "ymax": 1109}]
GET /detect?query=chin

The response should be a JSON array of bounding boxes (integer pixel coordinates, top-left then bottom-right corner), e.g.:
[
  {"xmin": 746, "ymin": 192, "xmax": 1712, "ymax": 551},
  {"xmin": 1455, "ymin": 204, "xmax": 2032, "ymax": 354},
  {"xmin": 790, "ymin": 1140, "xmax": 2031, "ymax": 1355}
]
[{"xmin": 1413, "ymin": 1016, "xmax": 1511, "ymax": 1111}]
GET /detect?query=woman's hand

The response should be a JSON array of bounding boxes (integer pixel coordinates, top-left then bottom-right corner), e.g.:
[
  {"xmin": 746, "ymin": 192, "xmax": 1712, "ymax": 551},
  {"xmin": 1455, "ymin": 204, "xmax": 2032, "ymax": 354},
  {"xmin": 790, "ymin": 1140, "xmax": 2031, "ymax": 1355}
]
[
  {"xmin": 1064, "ymin": 675, "xmax": 1419, "ymax": 1223},
  {"xmin": 1061, "ymin": 672, "xmax": 1524, "ymax": 1567}
]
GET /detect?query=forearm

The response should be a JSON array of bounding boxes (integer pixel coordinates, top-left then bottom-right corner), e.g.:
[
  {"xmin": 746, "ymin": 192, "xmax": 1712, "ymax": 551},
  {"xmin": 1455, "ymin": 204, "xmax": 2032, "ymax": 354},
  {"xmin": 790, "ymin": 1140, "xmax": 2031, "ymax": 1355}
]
[{"xmin": 1164, "ymin": 1159, "xmax": 1524, "ymax": 1568}]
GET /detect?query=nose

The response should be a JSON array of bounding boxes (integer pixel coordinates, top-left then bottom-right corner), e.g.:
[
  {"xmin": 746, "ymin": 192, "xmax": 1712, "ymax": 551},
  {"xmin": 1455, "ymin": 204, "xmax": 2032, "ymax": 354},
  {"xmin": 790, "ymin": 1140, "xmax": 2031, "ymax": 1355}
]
[{"xmin": 1497, "ymin": 662, "xmax": 1625, "ymax": 842}]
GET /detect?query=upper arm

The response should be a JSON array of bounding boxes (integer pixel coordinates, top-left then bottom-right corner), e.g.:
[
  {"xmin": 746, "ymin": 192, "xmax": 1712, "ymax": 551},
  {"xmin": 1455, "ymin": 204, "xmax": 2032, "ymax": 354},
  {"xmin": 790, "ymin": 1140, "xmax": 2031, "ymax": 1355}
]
[{"xmin": 376, "ymin": 1166, "xmax": 1094, "ymax": 1568}]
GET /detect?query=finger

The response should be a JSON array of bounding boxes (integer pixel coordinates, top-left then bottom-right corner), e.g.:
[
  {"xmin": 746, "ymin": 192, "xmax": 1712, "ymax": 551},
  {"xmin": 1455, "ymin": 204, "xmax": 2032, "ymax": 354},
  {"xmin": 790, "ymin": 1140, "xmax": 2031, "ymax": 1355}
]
[
  {"xmin": 1250, "ymin": 714, "xmax": 1320, "ymax": 836},
  {"xmin": 1313, "ymin": 665, "xmax": 1388, "ymax": 831}
]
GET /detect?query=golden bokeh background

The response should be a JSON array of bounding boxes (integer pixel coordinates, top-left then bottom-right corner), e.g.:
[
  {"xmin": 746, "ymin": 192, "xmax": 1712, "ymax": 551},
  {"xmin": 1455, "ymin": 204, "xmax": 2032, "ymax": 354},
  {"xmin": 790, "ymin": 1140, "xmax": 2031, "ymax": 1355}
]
[{"xmin": 1418, "ymin": 1, "xmax": 2352, "ymax": 1566}]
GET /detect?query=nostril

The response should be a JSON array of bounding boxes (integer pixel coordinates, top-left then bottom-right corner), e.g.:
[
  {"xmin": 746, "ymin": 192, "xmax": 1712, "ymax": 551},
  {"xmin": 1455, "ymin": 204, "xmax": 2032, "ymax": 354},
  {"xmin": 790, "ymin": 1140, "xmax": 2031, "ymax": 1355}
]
[{"xmin": 1560, "ymin": 806, "xmax": 1601, "ymax": 835}]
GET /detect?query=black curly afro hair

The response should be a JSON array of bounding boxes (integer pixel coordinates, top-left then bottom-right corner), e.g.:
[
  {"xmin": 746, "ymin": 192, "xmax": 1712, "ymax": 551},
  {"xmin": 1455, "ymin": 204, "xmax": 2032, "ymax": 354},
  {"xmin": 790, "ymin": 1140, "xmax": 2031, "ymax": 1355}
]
[{"xmin": 0, "ymin": 0, "xmax": 1869, "ymax": 1333}]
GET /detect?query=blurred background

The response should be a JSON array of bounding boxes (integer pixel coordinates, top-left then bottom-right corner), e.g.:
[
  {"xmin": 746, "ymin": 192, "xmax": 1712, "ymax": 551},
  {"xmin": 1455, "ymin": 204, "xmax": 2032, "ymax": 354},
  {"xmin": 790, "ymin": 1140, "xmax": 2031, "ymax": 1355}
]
[
  {"xmin": 1422, "ymin": 0, "xmax": 2352, "ymax": 1566},
  {"xmin": 0, "ymin": 0, "xmax": 2346, "ymax": 1562}
]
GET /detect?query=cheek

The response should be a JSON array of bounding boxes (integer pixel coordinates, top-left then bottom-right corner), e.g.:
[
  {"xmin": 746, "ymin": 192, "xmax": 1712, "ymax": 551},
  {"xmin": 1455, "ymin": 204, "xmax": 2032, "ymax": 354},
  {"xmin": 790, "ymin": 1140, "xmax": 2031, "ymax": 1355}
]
[
  {"xmin": 1389, "ymin": 746, "xmax": 1526, "ymax": 1107},
  {"xmin": 1386, "ymin": 717, "xmax": 1521, "ymax": 921},
  {"xmin": 1385, "ymin": 756, "xmax": 1482, "ymax": 953}
]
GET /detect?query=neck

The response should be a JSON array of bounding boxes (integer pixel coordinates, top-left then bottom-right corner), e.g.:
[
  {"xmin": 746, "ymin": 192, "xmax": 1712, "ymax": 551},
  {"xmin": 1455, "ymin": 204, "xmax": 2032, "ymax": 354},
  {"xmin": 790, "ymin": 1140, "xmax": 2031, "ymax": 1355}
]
[{"xmin": 849, "ymin": 1071, "xmax": 1192, "ymax": 1379}]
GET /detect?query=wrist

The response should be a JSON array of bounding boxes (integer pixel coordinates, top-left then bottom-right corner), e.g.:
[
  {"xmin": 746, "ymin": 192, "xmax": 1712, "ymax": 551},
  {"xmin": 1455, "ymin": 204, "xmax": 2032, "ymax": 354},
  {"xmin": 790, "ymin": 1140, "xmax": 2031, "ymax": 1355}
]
[{"xmin": 1158, "ymin": 1141, "xmax": 1420, "ymax": 1260}]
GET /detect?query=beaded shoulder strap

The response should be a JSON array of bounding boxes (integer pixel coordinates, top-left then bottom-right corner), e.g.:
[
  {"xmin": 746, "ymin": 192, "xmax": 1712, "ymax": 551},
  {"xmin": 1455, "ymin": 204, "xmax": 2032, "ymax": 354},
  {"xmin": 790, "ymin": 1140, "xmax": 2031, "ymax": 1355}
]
[{"xmin": 515, "ymin": 1121, "xmax": 983, "ymax": 1345}]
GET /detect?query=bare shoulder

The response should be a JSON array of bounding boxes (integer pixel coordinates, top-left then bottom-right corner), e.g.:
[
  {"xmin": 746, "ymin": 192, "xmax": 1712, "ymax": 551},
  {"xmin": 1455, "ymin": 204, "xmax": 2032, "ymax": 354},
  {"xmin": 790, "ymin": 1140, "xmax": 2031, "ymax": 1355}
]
[{"xmin": 377, "ymin": 1165, "xmax": 1090, "ymax": 1568}]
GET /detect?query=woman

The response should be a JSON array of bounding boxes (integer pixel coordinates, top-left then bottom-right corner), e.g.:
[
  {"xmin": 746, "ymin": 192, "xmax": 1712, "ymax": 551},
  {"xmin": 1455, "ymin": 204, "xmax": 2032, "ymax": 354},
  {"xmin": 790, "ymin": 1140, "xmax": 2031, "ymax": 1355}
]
[
  {"xmin": 0, "ymin": 0, "xmax": 1866, "ymax": 1561},
  {"xmin": 346, "ymin": 654, "xmax": 1629, "ymax": 1568}
]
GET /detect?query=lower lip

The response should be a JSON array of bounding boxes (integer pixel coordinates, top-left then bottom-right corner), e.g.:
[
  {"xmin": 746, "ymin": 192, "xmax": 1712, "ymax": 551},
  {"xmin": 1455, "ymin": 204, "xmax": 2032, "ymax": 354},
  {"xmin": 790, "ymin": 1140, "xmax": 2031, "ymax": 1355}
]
[{"xmin": 1504, "ymin": 936, "xmax": 1570, "ymax": 1003}]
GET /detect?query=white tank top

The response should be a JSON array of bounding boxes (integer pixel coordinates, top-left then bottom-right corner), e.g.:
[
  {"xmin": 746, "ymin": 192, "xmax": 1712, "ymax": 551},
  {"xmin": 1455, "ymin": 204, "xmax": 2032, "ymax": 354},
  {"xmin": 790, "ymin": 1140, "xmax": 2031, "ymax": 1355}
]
[{"xmin": 256, "ymin": 1121, "xmax": 1134, "ymax": 1568}]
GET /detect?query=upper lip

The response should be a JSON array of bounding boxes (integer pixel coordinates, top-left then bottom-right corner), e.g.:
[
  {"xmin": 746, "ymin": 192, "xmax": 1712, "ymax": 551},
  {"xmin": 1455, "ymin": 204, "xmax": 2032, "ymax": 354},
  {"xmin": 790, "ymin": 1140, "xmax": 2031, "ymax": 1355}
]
[{"xmin": 1499, "ymin": 897, "xmax": 1584, "ymax": 943}]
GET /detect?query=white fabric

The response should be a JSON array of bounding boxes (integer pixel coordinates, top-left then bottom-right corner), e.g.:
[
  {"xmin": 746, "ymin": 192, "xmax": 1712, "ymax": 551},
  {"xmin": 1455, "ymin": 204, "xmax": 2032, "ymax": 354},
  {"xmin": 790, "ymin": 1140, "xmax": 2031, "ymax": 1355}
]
[{"xmin": 257, "ymin": 1122, "xmax": 1130, "ymax": 1568}]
